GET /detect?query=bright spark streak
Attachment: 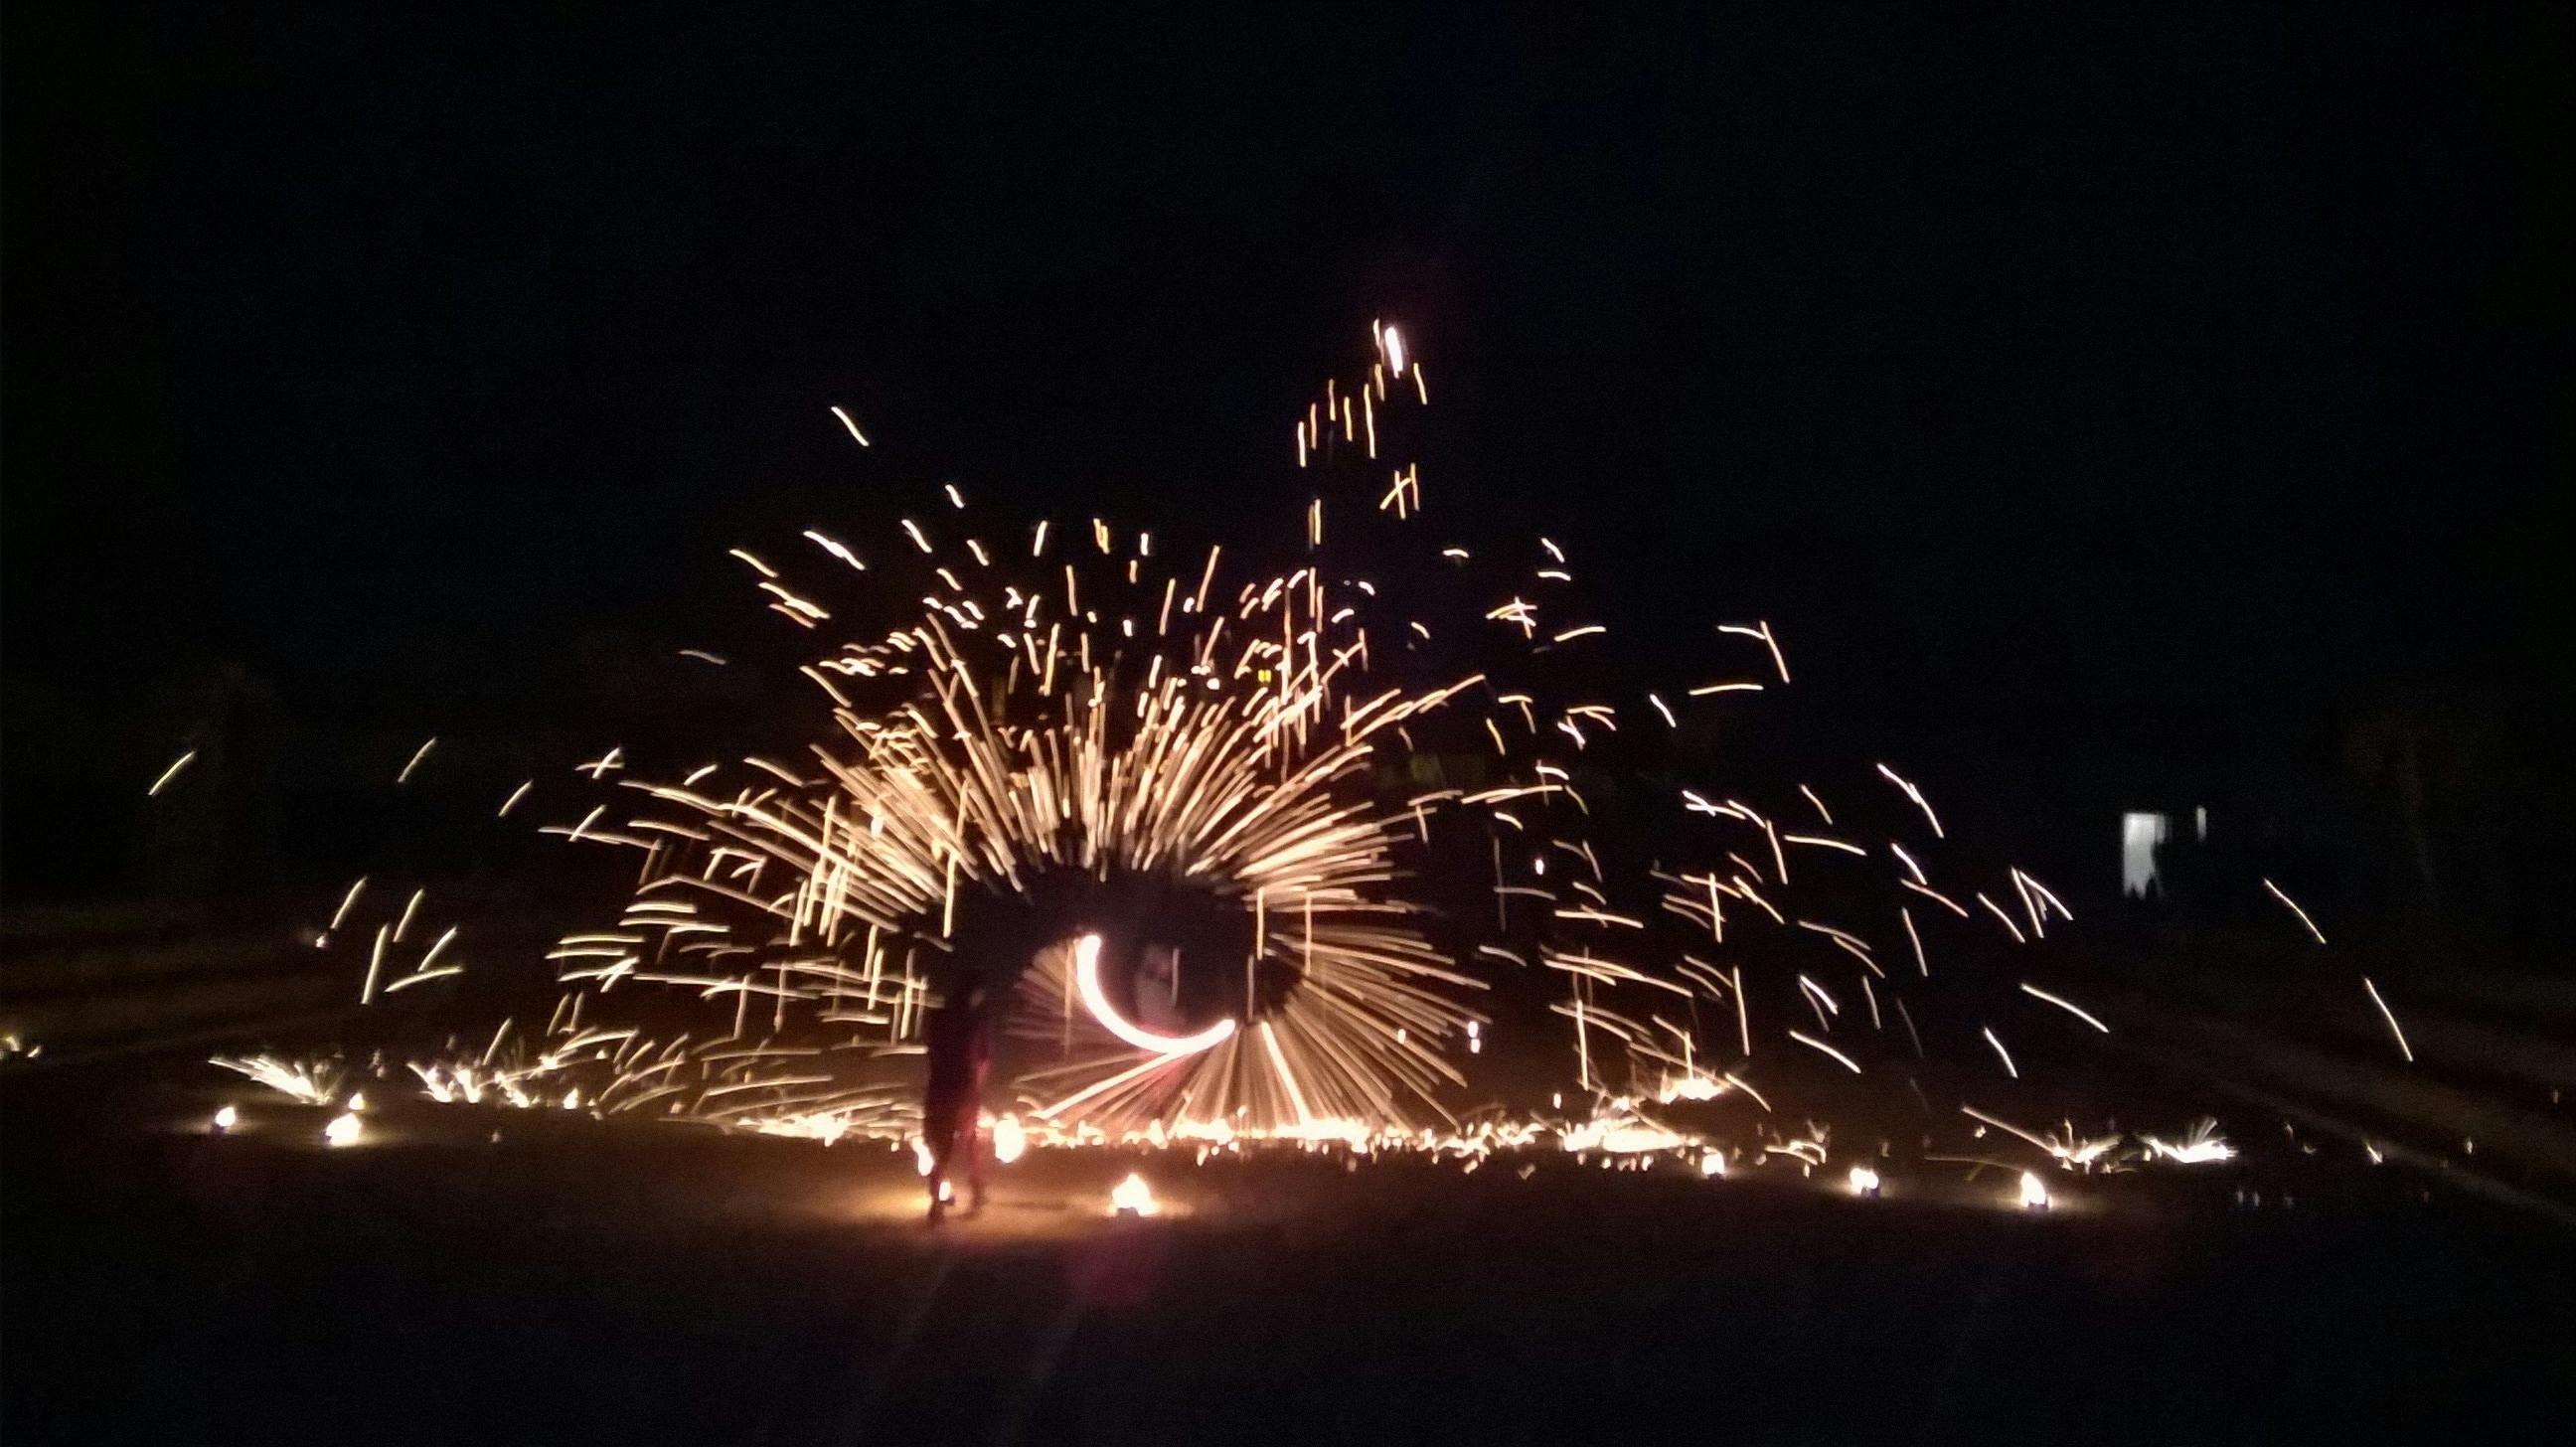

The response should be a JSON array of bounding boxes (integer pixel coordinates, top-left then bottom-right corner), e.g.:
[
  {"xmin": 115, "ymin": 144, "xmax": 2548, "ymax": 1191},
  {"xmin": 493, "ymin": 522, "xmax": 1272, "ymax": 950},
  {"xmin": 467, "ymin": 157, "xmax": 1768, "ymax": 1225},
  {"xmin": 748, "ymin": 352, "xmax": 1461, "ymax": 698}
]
[
  {"xmin": 328, "ymin": 877, "xmax": 369, "ymax": 931},
  {"xmin": 1789, "ymin": 1030, "xmax": 1862, "ymax": 1073},
  {"xmin": 397, "ymin": 737, "xmax": 437, "ymax": 785},
  {"xmin": 803, "ymin": 530, "xmax": 866, "ymax": 570},
  {"xmin": 148, "ymin": 749, "xmax": 197, "ymax": 796},
  {"xmin": 1688, "ymin": 682, "xmax": 1764, "ymax": 697},
  {"xmin": 1981, "ymin": 1026, "xmax": 2019, "ymax": 1078},
  {"xmin": 2362, "ymin": 977, "xmax": 2414, "ymax": 1062},
  {"xmin": 1718, "ymin": 621, "xmax": 1790, "ymax": 683},
  {"xmin": 2263, "ymin": 879, "xmax": 2328, "ymax": 945},
  {"xmin": 498, "ymin": 780, "xmax": 534, "ymax": 817},
  {"xmin": 2018, "ymin": 983, "xmax": 2110, "ymax": 1033},
  {"xmin": 1799, "ymin": 784, "xmax": 1835, "ymax": 825},
  {"xmin": 829, "ymin": 405, "xmax": 870, "ymax": 446},
  {"xmin": 1875, "ymin": 762, "xmax": 1944, "ymax": 838}
]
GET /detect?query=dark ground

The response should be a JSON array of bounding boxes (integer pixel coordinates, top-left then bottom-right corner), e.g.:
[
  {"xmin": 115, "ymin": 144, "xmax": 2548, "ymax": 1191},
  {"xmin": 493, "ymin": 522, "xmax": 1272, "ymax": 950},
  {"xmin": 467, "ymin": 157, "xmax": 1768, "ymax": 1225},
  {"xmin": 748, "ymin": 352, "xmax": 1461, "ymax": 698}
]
[{"xmin": 5, "ymin": 1053, "xmax": 2571, "ymax": 1446}]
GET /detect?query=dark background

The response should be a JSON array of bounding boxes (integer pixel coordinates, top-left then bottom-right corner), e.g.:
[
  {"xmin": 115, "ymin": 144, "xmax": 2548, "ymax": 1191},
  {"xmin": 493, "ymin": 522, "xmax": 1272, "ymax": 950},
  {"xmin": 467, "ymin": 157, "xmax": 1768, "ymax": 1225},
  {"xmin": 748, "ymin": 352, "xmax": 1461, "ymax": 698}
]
[{"xmin": 6, "ymin": 5, "xmax": 2568, "ymax": 940}]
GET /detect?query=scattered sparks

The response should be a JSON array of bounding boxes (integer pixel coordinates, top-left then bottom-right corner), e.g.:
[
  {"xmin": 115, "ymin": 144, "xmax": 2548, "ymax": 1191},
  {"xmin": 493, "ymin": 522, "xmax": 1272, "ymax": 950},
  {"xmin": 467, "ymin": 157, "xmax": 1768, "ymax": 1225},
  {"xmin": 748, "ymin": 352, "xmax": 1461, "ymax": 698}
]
[
  {"xmin": 2142, "ymin": 1119, "xmax": 2236, "ymax": 1165},
  {"xmin": 219, "ymin": 314, "xmax": 2293, "ymax": 1221}
]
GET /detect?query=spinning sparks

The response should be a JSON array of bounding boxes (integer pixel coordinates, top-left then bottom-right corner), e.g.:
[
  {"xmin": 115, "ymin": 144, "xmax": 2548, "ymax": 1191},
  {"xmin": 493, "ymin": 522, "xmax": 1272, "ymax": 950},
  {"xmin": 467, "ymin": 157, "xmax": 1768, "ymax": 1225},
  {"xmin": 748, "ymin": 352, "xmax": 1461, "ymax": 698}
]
[{"xmin": 217, "ymin": 315, "xmax": 2274, "ymax": 1226}]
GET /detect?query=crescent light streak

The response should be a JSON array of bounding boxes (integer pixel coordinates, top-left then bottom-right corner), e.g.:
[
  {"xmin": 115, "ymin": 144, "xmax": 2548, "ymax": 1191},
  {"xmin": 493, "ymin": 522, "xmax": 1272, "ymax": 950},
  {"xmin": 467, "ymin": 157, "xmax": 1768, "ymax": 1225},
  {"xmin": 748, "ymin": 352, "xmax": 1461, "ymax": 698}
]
[{"xmin": 1072, "ymin": 934, "xmax": 1237, "ymax": 1056}]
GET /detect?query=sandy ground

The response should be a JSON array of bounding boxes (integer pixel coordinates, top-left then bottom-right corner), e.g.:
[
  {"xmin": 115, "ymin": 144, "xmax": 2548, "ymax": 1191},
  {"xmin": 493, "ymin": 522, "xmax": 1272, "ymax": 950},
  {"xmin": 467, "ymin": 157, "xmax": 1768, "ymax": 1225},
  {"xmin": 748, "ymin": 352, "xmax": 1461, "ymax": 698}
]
[{"xmin": 5, "ymin": 1060, "xmax": 2572, "ymax": 1445}]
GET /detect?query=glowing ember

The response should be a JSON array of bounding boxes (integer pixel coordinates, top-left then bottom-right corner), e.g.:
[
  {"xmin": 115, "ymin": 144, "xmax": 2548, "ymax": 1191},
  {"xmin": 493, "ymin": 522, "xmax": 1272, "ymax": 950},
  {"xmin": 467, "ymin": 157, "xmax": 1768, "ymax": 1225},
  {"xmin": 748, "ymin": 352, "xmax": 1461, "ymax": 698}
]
[
  {"xmin": 1109, "ymin": 1172, "xmax": 1158, "ymax": 1216},
  {"xmin": 323, "ymin": 1112, "xmax": 363, "ymax": 1147},
  {"xmin": 1848, "ymin": 1165, "xmax": 1881, "ymax": 1197},
  {"xmin": 992, "ymin": 1113, "xmax": 1028, "ymax": 1165},
  {"xmin": 1699, "ymin": 1151, "xmax": 1727, "ymax": 1178},
  {"xmin": 212, "ymin": 1104, "xmax": 239, "ymax": 1132},
  {"xmin": 2017, "ymin": 1171, "xmax": 2051, "ymax": 1210}
]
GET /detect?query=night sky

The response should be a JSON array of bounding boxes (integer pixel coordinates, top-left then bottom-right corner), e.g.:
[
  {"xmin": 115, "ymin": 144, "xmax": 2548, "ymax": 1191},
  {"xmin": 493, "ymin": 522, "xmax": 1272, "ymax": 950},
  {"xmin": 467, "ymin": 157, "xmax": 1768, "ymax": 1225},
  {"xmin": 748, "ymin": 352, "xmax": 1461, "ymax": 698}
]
[{"xmin": 7, "ymin": 6, "xmax": 2568, "ymax": 897}]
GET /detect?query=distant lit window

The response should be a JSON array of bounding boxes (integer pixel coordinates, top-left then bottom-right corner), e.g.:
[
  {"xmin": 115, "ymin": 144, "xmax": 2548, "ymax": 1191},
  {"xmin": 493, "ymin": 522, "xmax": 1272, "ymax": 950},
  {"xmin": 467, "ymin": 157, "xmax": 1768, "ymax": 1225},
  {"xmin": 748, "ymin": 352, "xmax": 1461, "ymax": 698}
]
[{"xmin": 2122, "ymin": 812, "xmax": 2171, "ymax": 898}]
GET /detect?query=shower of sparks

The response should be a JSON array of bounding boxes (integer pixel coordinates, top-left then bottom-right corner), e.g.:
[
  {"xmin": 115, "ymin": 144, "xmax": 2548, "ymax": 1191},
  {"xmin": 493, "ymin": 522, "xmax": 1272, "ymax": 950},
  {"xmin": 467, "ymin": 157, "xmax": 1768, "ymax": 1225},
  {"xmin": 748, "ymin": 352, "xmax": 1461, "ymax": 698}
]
[
  {"xmin": 2142, "ymin": 1118, "xmax": 2236, "ymax": 1165},
  {"xmin": 208, "ymin": 318, "xmax": 2294, "ymax": 1217},
  {"xmin": 213, "ymin": 1053, "xmax": 342, "ymax": 1105}
]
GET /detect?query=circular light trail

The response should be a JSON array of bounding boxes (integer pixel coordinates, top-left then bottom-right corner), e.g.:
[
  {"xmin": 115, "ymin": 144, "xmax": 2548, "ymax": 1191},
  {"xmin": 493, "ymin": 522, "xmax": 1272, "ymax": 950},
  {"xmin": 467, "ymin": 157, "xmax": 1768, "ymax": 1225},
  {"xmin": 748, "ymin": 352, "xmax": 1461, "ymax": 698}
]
[{"xmin": 1072, "ymin": 933, "xmax": 1237, "ymax": 1056}]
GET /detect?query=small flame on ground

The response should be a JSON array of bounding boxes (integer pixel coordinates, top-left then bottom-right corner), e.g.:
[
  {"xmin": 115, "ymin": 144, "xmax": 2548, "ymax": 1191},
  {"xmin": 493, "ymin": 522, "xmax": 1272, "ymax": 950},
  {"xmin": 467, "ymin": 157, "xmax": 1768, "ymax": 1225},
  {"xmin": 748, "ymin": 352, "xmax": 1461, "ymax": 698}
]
[
  {"xmin": 1110, "ymin": 1172, "xmax": 1158, "ymax": 1216},
  {"xmin": 2017, "ymin": 1171, "xmax": 2051, "ymax": 1210},
  {"xmin": 1848, "ymin": 1165, "xmax": 1881, "ymax": 1196},
  {"xmin": 213, "ymin": 1104, "xmax": 239, "ymax": 1132},
  {"xmin": 324, "ymin": 1112, "xmax": 363, "ymax": 1147}
]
